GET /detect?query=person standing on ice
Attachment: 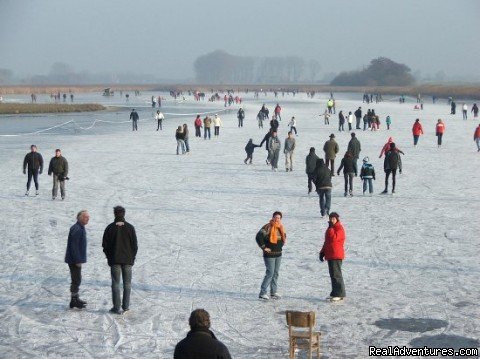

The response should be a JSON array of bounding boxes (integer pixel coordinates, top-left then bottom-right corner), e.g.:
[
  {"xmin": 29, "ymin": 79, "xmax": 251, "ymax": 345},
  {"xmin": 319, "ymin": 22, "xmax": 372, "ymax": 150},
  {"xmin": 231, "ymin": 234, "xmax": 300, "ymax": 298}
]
[
  {"xmin": 354, "ymin": 107, "xmax": 362, "ymax": 129},
  {"xmin": 360, "ymin": 157, "xmax": 375, "ymax": 195},
  {"xmin": 256, "ymin": 211, "xmax": 287, "ymax": 300},
  {"xmin": 450, "ymin": 100, "xmax": 456, "ymax": 115},
  {"xmin": 244, "ymin": 139, "xmax": 261, "ymax": 164},
  {"xmin": 381, "ymin": 142, "xmax": 402, "ymax": 194},
  {"xmin": 268, "ymin": 131, "xmax": 281, "ymax": 171},
  {"xmin": 473, "ymin": 124, "xmax": 480, "ymax": 152},
  {"xmin": 213, "ymin": 114, "xmax": 222, "ymax": 137},
  {"xmin": 130, "ymin": 109, "xmax": 139, "ymax": 131},
  {"xmin": 175, "ymin": 126, "xmax": 186, "ymax": 155},
  {"xmin": 194, "ymin": 115, "xmax": 202, "ymax": 137},
  {"xmin": 257, "ymin": 110, "xmax": 265, "ymax": 128},
  {"xmin": 412, "ymin": 119, "xmax": 424, "ymax": 147},
  {"xmin": 319, "ymin": 212, "xmax": 346, "ymax": 302},
  {"xmin": 323, "ymin": 109, "xmax": 330, "ymax": 125},
  {"xmin": 337, "ymin": 152, "xmax": 357, "ymax": 197},
  {"xmin": 174, "ymin": 309, "xmax": 232, "ymax": 359},
  {"xmin": 347, "ymin": 111, "xmax": 354, "ymax": 131},
  {"xmin": 386, "ymin": 115, "xmax": 392, "ymax": 130},
  {"xmin": 65, "ymin": 210, "xmax": 90, "ymax": 309},
  {"xmin": 338, "ymin": 111, "xmax": 345, "ymax": 131},
  {"xmin": 237, "ymin": 107, "xmax": 245, "ymax": 127},
  {"xmin": 323, "ymin": 133, "xmax": 339, "ymax": 176},
  {"xmin": 327, "ymin": 99, "xmax": 334, "ymax": 114},
  {"xmin": 306, "ymin": 147, "xmax": 320, "ymax": 194},
  {"xmin": 435, "ymin": 119, "xmax": 446, "ymax": 148},
  {"xmin": 48, "ymin": 148, "xmax": 69, "ymax": 200},
  {"xmin": 203, "ymin": 115, "xmax": 212, "ymax": 139},
  {"xmin": 183, "ymin": 124, "xmax": 190, "ymax": 153},
  {"xmin": 102, "ymin": 206, "xmax": 138, "ymax": 314},
  {"xmin": 23, "ymin": 144, "xmax": 44, "ymax": 196},
  {"xmin": 284, "ymin": 131, "xmax": 296, "ymax": 172},
  {"xmin": 347, "ymin": 132, "xmax": 361, "ymax": 169},
  {"xmin": 155, "ymin": 110, "xmax": 164, "ymax": 131},
  {"xmin": 288, "ymin": 116, "xmax": 298, "ymax": 135},
  {"xmin": 270, "ymin": 115, "xmax": 279, "ymax": 132}
]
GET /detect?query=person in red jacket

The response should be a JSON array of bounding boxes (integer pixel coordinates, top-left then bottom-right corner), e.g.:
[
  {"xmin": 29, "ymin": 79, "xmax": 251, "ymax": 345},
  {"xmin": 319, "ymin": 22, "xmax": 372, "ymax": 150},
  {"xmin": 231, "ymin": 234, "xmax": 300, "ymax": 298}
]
[
  {"xmin": 474, "ymin": 124, "xmax": 480, "ymax": 152},
  {"xmin": 379, "ymin": 137, "xmax": 404, "ymax": 158},
  {"xmin": 412, "ymin": 119, "xmax": 424, "ymax": 147},
  {"xmin": 435, "ymin": 119, "xmax": 446, "ymax": 148},
  {"xmin": 274, "ymin": 103, "xmax": 282, "ymax": 121},
  {"xmin": 194, "ymin": 115, "xmax": 202, "ymax": 137},
  {"xmin": 319, "ymin": 212, "xmax": 346, "ymax": 302}
]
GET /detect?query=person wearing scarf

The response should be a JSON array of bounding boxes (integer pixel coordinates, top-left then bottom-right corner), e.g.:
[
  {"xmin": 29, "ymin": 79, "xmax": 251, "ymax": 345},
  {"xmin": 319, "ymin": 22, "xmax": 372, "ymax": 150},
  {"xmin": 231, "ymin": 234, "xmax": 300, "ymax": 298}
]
[{"xmin": 256, "ymin": 211, "xmax": 287, "ymax": 300}]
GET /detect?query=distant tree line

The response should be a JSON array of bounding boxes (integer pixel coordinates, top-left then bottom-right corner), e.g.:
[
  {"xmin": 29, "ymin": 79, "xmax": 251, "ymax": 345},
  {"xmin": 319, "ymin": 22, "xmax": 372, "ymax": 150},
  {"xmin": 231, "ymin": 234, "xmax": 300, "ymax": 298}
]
[
  {"xmin": 330, "ymin": 57, "xmax": 415, "ymax": 86},
  {"xmin": 194, "ymin": 50, "xmax": 321, "ymax": 84}
]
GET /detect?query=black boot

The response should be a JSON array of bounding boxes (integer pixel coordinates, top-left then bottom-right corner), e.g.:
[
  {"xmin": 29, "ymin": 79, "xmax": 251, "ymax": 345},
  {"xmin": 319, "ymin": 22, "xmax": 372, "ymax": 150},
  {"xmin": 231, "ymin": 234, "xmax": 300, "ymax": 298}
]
[{"xmin": 70, "ymin": 296, "xmax": 86, "ymax": 309}]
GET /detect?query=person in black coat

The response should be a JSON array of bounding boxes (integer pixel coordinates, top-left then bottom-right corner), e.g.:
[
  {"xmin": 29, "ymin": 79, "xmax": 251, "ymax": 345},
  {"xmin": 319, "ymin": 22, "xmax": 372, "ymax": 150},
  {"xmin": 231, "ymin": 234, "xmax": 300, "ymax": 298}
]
[
  {"xmin": 23, "ymin": 144, "xmax": 44, "ymax": 196},
  {"xmin": 244, "ymin": 139, "xmax": 260, "ymax": 164},
  {"xmin": 102, "ymin": 206, "xmax": 138, "ymax": 314},
  {"xmin": 174, "ymin": 309, "xmax": 232, "ymax": 359},
  {"xmin": 130, "ymin": 109, "xmax": 139, "ymax": 131},
  {"xmin": 270, "ymin": 117, "xmax": 279, "ymax": 132},
  {"xmin": 337, "ymin": 152, "xmax": 358, "ymax": 197},
  {"xmin": 381, "ymin": 143, "xmax": 403, "ymax": 194},
  {"xmin": 313, "ymin": 159, "xmax": 333, "ymax": 217},
  {"xmin": 259, "ymin": 129, "xmax": 273, "ymax": 164},
  {"xmin": 305, "ymin": 147, "xmax": 320, "ymax": 194}
]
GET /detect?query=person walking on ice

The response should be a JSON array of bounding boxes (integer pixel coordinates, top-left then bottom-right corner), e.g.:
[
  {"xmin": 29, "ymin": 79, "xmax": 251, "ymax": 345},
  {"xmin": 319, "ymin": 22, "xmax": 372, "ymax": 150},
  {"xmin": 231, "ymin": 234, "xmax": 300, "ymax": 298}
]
[
  {"xmin": 381, "ymin": 143, "xmax": 403, "ymax": 194},
  {"xmin": 244, "ymin": 139, "xmax": 260, "ymax": 164},
  {"xmin": 412, "ymin": 119, "xmax": 424, "ymax": 147},
  {"xmin": 256, "ymin": 211, "xmax": 287, "ymax": 300},
  {"xmin": 237, "ymin": 107, "xmax": 245, "ymax": 127},
  {"xmin": 23, "ymin": 144, "xmax": 44, "ymax": 196},
  {"xmin": 337, "ymin": 152, "xmax": 357, "ymax": 197},
  {"xmin": 474, "ymin": 124, "xmax": 480, "ymax": 152},
  {"xmin": 155, "ymin": 110, "xmax": 164, "ymax": 131},
  {"xmin": 360, "ymin": 157, "xmax": 375, "ymax": 195},
  {"xmin": 319, "ymin": 212, "xmax": 346, "ymax": 302},
  {"xmin": 305, "ymin": 147, "xmax": 320, "ymax": 194},
  {"xmin": 435, "ymin": 119, "xmax": 445, "ymax": 148},
  {"xmin": 288, "ymin": 116, "xmax": 297, "ymax": 135},
  {"xmin": 284, "ymin": 131, "xmax": 296, "ymax": 172},
  {"xmin": 268, "ymin": 131, "xmax": 281, "ymax": 171}
]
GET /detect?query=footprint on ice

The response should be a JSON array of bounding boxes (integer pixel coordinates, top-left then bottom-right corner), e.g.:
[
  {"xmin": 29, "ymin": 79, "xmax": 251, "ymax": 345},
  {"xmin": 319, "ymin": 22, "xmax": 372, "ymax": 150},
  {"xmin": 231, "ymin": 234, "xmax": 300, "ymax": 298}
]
[{"xmin": 373, "ymin": 318, "xmax": 447, "ymax": 333}]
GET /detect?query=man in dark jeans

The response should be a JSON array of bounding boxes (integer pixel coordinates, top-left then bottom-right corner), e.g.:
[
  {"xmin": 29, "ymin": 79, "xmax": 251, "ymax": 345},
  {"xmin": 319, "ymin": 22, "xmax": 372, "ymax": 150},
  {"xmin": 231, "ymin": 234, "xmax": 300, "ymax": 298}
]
[
  {"xmin": 102, "ymin": 206, "xmax": 138, "ymax": 314},
  {"xmin": 319, "ymin": 212, "xmax": 346, "ymax": 302},
  {"xmin": 313, "ymin": 159, "xmax": 333, "ymax": 218},
  {"xmin": 65, "ymin": 210, "xmax": 90, "ymax": 309},
  {"xmin": 23, "ymin": 144, "xmax": 44, "ymax": 196}
]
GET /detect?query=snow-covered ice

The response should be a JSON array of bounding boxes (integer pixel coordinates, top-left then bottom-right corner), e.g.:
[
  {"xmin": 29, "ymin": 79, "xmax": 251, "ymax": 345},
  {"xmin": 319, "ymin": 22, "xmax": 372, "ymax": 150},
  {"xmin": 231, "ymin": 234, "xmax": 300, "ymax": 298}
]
[{"xmin": 0, "ymin": 92, "xmax": 478, "ymax": 358}]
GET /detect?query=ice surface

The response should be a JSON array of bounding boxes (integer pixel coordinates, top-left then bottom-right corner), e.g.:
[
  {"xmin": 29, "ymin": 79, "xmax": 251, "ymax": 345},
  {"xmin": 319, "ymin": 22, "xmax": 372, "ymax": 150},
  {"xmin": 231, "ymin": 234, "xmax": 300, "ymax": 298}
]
[{"xmin": 0, "ymin": 92, "xmax": 478, "ymax": 358}]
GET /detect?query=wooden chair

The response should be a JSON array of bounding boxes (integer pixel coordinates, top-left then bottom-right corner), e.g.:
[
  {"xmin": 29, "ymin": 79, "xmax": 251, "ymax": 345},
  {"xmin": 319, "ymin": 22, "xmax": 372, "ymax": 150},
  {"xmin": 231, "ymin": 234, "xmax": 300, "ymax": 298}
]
[{"xmin": 286, "ymin": 311, "xmax": 321, "ymax": 359}]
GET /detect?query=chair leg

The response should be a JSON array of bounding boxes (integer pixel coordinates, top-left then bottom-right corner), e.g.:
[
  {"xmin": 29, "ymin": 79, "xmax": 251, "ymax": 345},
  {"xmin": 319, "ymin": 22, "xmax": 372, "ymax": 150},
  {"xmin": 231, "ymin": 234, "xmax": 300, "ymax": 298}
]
[{"xmin": 289, "ymin": 339, "xmax": 294, "ymax": 359}]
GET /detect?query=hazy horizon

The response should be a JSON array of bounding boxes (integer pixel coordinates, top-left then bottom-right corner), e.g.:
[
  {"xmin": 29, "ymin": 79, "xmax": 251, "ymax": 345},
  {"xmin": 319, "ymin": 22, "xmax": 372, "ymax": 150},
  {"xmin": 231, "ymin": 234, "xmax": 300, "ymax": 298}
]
[{"xmin": 1, "ymin": 0, "xmax": 479, "ymax": 82}]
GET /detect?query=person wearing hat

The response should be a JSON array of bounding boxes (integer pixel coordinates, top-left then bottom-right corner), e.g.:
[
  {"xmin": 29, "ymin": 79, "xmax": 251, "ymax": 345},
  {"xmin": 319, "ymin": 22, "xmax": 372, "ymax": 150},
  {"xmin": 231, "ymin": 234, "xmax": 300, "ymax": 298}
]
[
  {"xmin": 382, "ymin": 142, "xmax": 403, "ymax": 194},
  {"xmin": 354, "ymin": 107, "xmax": 362, "ymax": 129},
  {"xmin": 48, "ymin": 149, "xmax": 69, "ymax": 200},
  {"xmin": 323, "ymin": 134, "xmax": 339, "ymax": 176},
  {"xmin": 130, "ymin": 109, "xmax": 139, "ymax": 131},
  {"xmin": 237, "ymin": 107, "xmax": 245, "ymax": 128},
  {"xmin": 347, "ymin": 132, "xmax": 361, "ymax": 169},
  {"xmin": 360, "ymin": 157, "xmax": 376, "ymax": 195},
  {"xmin": 213, "ymin": 114, "xmax": 222, "ymax": 137},
  {"xmin": 23, "ymin": 144, "xmax": 44, "ymax": 196},
  {"xmin": 319, "ymin": 212, "xmax": 346, "ymax": 302}
]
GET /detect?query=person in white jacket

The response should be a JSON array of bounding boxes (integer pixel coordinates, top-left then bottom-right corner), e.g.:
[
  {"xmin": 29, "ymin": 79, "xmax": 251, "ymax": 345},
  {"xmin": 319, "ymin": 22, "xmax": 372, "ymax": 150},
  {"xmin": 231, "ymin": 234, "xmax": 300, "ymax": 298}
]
[
  {"xmin": 462, "ymin": 103, "xmax": 468, "ymax": 120},
  {"xmin": 347, "ymin": 112, "xmax": 354, "ymax": 131},
  {"xmin": 288, "ymin": 116, "xmax": 297, "ymax": 135},
  {"xmin": 213, "ymin": 114, "xmax": 223, "ymax": 137},
  {"xmin": 155, "ymin": 110, "xmax": 164, "ymax": 131}
]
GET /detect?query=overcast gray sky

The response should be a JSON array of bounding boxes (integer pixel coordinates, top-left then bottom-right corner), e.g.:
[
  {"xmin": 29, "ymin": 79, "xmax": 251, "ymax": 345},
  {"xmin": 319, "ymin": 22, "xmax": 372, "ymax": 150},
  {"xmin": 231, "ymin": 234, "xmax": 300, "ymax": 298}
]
[{"xmin": 1, "ymin": 0, "xmax": 479, "ymax": 81}]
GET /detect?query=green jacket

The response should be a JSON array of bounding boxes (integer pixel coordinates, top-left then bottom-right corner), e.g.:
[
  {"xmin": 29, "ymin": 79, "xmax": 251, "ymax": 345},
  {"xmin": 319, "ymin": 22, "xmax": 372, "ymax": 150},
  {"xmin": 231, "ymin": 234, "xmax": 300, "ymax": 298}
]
[
  {"xmin": 48, "ymin": 156, "xmax": 68, "ymax": 176},
  {"xmin": 323, "ymin": 139, "xmax": 339, "ymax": 160}
]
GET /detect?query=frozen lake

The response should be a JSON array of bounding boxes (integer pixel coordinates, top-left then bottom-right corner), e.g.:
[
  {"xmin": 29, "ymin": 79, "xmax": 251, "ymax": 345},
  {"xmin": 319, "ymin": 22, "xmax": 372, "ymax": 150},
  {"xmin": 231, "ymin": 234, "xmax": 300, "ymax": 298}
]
[{"xmin": 0, "ymin": 91, "xmax": 478, "ymax": 358}]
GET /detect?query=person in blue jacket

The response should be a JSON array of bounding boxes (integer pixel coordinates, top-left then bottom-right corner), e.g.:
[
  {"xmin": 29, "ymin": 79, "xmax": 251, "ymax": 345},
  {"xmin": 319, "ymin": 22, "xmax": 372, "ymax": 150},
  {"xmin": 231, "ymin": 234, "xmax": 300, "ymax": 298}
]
[{"xmin": 65, "ymin": 210, "xmax": 90, "ymax": 309}]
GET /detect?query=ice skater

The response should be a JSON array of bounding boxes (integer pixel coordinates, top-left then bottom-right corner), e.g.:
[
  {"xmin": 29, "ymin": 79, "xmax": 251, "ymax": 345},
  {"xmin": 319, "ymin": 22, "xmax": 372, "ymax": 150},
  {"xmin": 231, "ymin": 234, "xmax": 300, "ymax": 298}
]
[
  {"xmin": 65, "ymin": 210, "xmax": 89, "ymax": 309},
  {"xmin": 319, "ymin": 212, "xmax": 346, "ymax": 302},
  {"xmin": 256, "ymin": 211, "xmax": 287, "ymax": 300},
  {"xmin": 102, "ymin": 206, "xmax": 138, "ymax": 314},
  {"xmin": 244, "ymin": 139, "xmax": 260, "ymax": 164},
  {"xmin": 23, "ymin": 144, "xmax": 44, "ymax": 196}
]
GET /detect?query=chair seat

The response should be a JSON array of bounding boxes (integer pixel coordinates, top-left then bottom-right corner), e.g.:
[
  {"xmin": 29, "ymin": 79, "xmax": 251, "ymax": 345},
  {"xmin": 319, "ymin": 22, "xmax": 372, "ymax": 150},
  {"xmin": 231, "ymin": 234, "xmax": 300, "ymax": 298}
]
[{"xmin": 291, "ymin": 330, "xmax": 321, "ymax": 340}]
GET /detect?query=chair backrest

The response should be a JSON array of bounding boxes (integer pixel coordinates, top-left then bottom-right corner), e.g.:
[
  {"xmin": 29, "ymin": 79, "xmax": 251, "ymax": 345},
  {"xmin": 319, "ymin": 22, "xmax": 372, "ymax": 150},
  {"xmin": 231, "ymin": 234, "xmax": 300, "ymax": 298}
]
[{"xmin": 286, "ymin": 311, "xmax": 316, "ymax": 328}]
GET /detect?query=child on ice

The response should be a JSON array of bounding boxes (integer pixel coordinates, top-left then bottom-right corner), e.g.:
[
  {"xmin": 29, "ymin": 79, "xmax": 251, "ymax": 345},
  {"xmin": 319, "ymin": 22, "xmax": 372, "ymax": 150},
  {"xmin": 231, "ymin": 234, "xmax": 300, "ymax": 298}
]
[
  {"xmin": 360, "ymin": 157, "xmax": 375, "ymax": 195},
  {"xmin": 244, "ymin": 139, "xmax": 261, "ymax": 164}
]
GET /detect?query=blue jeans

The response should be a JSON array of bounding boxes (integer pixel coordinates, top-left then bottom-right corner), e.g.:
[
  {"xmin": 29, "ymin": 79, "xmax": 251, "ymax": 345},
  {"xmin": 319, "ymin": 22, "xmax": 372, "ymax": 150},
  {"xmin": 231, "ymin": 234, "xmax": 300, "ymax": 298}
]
[
  {"xmin": 317, "ymin": 188, "xmax": 331, "ymax": 216},
  {"xmin": 204, "ymin": 127, "xmax": 211, "ymax": 139},
  {"xmin": 176, "ymin": 140, "xmax": 186, "ymax": 154},
  {"xmin": 111, "ymin": 264, "xmax": 132, "ymax": 311},
  {"xmin": 363, "ymin": 178, "xmax": 373, "ymax": 193},
  {"xmin": 260, "ymin": 256, "xmax": 281, "ymax": 296},
  {"xmin": 184, "ymin": 138, "xmax": 190, "ymax": 152}
]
